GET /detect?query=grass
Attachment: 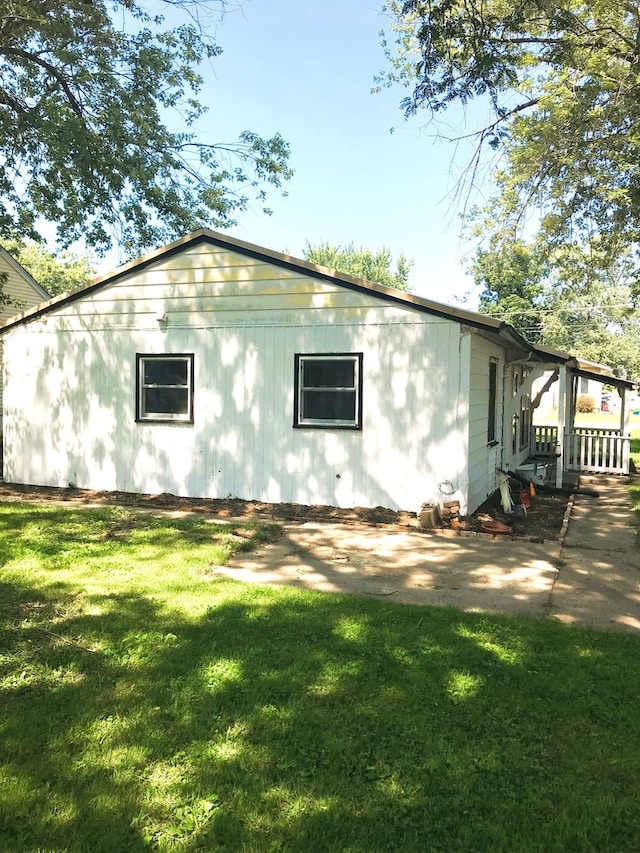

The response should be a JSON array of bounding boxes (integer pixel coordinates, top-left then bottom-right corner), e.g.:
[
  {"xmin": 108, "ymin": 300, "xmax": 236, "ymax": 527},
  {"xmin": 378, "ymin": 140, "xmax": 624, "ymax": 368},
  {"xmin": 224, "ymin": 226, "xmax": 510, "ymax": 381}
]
[
  {"xmin": 535, "ymin": 408, "xmax": 640, "ymax": 429},
  {"xmin": 574, "ymin": 410, "xmax": 640, "ymax": 428},
  {"xmin": 1, "ymin": 503, "xmax": 640, "ymax": 852}
]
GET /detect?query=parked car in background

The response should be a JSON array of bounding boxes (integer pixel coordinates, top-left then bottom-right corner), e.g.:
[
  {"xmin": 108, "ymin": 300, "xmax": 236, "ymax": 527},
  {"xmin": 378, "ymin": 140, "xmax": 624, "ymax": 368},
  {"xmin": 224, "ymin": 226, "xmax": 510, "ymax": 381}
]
[
  {"xmin": 602, "ymin": 391, "xmax": 640, "ymax": 414},
  {"xmin": 601, "ymin": 392, "xmax": 623, "ymax": 412}
]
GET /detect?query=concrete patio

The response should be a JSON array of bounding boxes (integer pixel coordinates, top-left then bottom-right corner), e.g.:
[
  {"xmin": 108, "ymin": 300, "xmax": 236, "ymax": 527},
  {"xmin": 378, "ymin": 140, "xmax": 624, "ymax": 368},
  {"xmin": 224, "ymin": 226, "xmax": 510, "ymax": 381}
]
[
  {"xmin": 550, "ymin": 475, "xmax": 640, "ymax": 632},
  {"xmin": 222, "ymin": 475, "xmax": 640, "ymax": 633}
]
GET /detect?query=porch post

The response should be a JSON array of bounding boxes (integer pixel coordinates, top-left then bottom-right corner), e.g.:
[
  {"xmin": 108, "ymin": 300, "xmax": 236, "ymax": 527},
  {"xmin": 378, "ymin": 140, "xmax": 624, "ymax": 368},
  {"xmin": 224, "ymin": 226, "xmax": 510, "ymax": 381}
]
[
  {"xmin": 570, "ymin": 374, "xmax": 578, "ymax": 429},
  {"xmin": 620, "ymin": 386, "xmax": 629, "ymax": 436},
  {"xmin": 621, "ymin": 385, "xmax": 631, "ymax": 475},
  {"xmin": 555, "ymin": 364, "xmax": 567, "ymax": 487}
]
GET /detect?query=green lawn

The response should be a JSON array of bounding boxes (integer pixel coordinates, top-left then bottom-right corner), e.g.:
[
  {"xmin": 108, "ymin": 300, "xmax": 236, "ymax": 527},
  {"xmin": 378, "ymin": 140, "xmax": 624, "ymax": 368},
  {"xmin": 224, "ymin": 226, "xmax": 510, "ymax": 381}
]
[
  {"xmin": 535, "ymin": 409, "xmax": 640, "ymax": 429},
  {"xmin": 1, "ymin": 502, "xmax": 640, "ymax": 852},
  {"xmin": 574, "ymin": 410, "xmax": 640, "ymax": 428}
]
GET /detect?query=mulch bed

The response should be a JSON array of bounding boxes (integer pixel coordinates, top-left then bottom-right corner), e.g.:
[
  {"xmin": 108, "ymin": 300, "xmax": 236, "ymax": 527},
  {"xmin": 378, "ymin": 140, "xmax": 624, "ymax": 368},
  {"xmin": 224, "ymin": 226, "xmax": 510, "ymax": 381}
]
[
  {"xmin": 0, "ymin": 480, "xmax": 571, "ymax": 541},
  {"xmin": 461, "ymin": 488, "xmax": 570, "ymax": 541}
]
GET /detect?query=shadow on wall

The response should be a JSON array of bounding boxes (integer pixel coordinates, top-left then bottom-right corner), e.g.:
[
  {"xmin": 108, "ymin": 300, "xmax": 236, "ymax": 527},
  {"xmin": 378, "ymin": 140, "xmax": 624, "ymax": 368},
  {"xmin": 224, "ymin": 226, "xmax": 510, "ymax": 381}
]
[{"xmin": 5, "ymin": 298, "xmax": 470, "ymax": 512}]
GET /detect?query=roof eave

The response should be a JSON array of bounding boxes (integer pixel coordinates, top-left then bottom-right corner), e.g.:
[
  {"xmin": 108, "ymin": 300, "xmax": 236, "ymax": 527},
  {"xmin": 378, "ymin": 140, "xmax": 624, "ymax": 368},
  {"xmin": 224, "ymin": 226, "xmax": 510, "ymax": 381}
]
[
  {"xmin": 0, "ymin": 245, "xmax": 50, "ymax": 301},
  {"xmin": 0, "ymin": 228, "xmax": 512, "ymax": 337}
]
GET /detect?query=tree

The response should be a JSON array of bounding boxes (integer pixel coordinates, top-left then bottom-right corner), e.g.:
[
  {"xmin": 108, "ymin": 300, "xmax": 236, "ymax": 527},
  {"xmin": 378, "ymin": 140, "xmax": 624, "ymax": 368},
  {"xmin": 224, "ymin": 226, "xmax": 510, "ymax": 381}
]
[
  {"xmin": 1, "ymin": 238, "xmax": 94, "ymax": 297},
  {"xmin": 472, "ymin": 233, "xmax": 640, "ymax": 378},
  {"xmin": 473, "ymin": 239, "xmax": 548, "ymax": 343},
  {"xmin": 379, "ymin": 0, "xmax": 640, "ymax": 275},
  {"xmin": 0, "ymin": 1, "xmax": 292, "ymax": 255},
  {"xmin": 303, "ymin": 242, "xmax": 413, "ymax": 291}
]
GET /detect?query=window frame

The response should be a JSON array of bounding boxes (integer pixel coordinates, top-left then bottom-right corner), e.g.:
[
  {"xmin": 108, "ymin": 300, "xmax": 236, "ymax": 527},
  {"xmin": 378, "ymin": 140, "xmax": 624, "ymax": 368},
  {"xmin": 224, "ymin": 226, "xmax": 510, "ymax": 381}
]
[
  {"xmin": 136, "ymin": 353, "xmax": 195, "ymax": 424},
  {"xmin": 519, "ymin": 394, "xmax": 531, "ymax": 451},
  {"xmin": 487, "ymin": 358, "xmax": 498, "ymax": 445},
  {"xmin": 293, "ymin": 352, "xmax": 363, "ymax": 430}
]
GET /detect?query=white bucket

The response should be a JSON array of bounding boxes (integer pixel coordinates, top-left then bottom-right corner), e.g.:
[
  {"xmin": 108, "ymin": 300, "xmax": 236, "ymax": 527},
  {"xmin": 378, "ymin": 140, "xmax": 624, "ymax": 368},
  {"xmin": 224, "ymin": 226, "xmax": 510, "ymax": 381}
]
[{"xmin": 517, "ymin": 463, "xmax": 547, "ymax": 485}]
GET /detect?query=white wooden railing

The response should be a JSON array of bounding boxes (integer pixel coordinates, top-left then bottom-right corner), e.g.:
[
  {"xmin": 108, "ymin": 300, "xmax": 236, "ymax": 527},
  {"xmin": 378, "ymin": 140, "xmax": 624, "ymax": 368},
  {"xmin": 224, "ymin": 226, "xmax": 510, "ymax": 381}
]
[
  {"xmin": 532, "ymin": 425, "xmax": 630, "ymax": 475},
  {"xmin": 564, "ymin": 429, "xmax": 630, "ymax": 474},
  {"xmin": 532, "ymin": 425, "xmax": 558, "ymax": 457}
]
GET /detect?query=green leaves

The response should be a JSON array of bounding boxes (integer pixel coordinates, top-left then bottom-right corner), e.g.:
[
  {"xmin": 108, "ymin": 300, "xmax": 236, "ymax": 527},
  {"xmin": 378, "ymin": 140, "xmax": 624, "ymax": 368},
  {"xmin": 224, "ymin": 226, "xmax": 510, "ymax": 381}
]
[
  {"xmin": 383, "ymin": 0, "xmax": 640, "ymax": 372},
  {"xmin": 0, "ymin": 1, "xmax": 292, "ymax": 254},
  {"xmin": 472, "ymin": 227, "xmax": 640, "ymax": 377},
  {"xmin": 1, "ymin": 238, "xmax": 95, "ymax": 296},
  {"xmin": 384, "ymin": 0, "xmax": 640, "ymax": 268},
  {"xmin": 303, "ymin": 241, "xmax": 413, "ymax": 291}
]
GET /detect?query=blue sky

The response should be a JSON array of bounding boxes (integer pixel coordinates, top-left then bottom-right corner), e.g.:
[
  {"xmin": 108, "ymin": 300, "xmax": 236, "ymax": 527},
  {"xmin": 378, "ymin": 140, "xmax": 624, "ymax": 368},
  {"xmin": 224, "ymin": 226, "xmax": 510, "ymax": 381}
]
[{"xmin": 111, "ymin": 0, "xmax": 491, "ymax": 306}]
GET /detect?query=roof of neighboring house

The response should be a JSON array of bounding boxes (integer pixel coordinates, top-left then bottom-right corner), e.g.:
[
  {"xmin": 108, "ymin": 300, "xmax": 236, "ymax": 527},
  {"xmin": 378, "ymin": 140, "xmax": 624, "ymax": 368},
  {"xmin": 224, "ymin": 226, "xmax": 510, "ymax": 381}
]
[
  {"xmin": 0, "ymin": 245, "xmax": 50, "ymax": 304},
  {"xmin": 0, "ymin": 229, "xmax": 631, "ymax": 389},
  {"xmin": 556, "ymin": 355, "xmax": 633, "ymax": 390}
]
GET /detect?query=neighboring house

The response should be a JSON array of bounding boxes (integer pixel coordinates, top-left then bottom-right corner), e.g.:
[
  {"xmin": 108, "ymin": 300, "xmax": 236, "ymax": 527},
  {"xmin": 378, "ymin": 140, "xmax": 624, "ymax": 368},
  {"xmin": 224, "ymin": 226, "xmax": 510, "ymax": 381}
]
[
  {"xmin": 0, "ymin": 230, "xmax": 630, "ymax": 514},
  {"xmin": 575, "ymin": 363, "xmax": 611, "ymax": 407},
  {"xmin": 0, "ymin": 246, "xmax": 50, "ymax": 434}
]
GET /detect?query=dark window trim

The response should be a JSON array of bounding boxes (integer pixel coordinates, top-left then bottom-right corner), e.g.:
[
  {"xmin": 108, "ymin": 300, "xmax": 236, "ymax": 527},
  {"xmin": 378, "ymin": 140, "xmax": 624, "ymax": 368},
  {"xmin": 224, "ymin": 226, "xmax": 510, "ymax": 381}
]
[
  {"xmin": 519, "ymin": 395, "xmax": 531, "ymax": 451},
  {"xmin": 293, "ymin": 352, "xmax": 363, "ymax": 430},
  {"xmin": 488, "ymin": 358, "xmax": 498, "ymax": 445},
  {"xmin": 136, "ymin": 353, "xmax": 195, "ymax": 424}
]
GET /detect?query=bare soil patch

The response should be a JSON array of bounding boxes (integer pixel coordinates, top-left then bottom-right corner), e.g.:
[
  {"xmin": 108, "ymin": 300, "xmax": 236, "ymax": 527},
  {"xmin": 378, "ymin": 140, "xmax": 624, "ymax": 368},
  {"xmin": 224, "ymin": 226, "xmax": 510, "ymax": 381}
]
[
  {"xmin": 0, "ymin": 482, "xmax": 570, "ymax": 541},
  {"xmin": 464, "ymin": 488, "xmax": 569, "ymax": 541}
]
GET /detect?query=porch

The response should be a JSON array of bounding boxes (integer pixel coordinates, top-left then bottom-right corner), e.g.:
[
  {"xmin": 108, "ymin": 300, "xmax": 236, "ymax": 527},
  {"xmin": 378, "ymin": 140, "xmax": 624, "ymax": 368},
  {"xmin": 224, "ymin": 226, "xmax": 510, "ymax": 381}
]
[
  {"xmin": 532, "ymin": 425, "xmax": 631, "ymax": 475},
  {"xmin": 512, "ymin": 352, "xmax": 636, "ymax": 484}
]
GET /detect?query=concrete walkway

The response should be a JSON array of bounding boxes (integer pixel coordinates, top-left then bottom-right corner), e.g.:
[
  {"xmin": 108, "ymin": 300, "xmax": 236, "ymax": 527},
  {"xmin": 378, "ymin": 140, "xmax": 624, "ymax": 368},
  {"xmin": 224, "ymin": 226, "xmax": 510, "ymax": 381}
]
[
  {"xmin": 223, "ymin": 523, "xmax": 563, "ymax": 616},
  {"xmin": 550, "ymin": 475, "xmax": 640, "ymax": 632},
  {"xmin": 223, "ymin": 475, "xmax": 640, "ymax": 633}
]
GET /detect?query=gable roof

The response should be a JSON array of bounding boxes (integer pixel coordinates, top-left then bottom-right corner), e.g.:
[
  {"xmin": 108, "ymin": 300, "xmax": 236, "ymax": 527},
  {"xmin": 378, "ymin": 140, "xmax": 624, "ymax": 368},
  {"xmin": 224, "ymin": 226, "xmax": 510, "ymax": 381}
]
[
  {"xmin": 0, "ymin": 245, "xmax": 50, "ymax": 303},
  {"xmin": 0, "ymin": 229, "xmax": 629, "ymax": 388},
  {"xmin": 0, "ymin": 229, "xmax": 536, "ymax": 354}
]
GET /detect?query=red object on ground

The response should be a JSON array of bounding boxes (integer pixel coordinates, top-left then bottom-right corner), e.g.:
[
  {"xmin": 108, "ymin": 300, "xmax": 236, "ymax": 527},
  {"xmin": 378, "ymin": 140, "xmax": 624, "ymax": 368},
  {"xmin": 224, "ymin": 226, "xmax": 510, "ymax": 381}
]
[{"xmin": 481, "ymin": 521, "xmax": 513, "ymax": 535}]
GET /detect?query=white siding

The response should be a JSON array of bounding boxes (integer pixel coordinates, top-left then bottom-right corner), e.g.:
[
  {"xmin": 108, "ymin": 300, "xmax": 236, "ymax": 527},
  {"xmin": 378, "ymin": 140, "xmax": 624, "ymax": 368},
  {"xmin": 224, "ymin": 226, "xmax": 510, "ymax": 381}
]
[
  {"xmin": 0, "ymin": 252, "xmax": 48, "ymax": 420},
  {"xmin": 3, "ymin": 243, "xmax": 486, "ymax": 513},
  {"xmin": 467, "ymin": 335, "xmax": 505, "ymax": 513}
]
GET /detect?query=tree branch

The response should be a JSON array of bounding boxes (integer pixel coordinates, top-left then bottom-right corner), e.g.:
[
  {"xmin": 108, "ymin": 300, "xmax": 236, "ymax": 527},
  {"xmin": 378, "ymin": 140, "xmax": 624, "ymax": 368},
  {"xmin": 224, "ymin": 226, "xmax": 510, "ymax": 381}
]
[
  {"xmin": 0, "ymin": 87, "xmax": 29, "ymax": 115},
  {"xmin": 1, "ymin": 47, "xmax": 84, "ymax": 116}
]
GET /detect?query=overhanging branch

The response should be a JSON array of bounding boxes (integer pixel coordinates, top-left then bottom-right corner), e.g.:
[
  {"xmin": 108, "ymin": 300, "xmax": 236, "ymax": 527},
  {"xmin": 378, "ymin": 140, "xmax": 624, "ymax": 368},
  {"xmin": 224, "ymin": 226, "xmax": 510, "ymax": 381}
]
[{"xmin": 1, "ymin": 47, "xmax": 84, "ymax": 116}]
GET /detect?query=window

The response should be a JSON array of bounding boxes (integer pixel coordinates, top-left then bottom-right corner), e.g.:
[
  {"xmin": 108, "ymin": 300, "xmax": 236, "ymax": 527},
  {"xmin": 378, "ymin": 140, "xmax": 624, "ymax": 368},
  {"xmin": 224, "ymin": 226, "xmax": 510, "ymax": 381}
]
[
  {"xmin": 136, "ymin": 354, "xmax": 194, "ymax": 423},
  {"xmin": 294, "ymin": 353, "xmax": 363, "ymax": 429},
  {"xmin": 520, "ymin": 395, "xmax": 531, "ymax": 450},
  {"xmin": 488, "ymin": 358, "xmax": 498, "ymax": 444}
]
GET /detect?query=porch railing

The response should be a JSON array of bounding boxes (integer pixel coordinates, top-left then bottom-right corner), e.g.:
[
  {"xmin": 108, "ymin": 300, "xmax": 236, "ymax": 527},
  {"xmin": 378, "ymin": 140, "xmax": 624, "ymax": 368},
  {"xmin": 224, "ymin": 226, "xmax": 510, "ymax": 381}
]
[
  {"xmin": 532, "ymin": 425, "xmax": 558, "ymax": 457},
  {"xmin": 565, "ymin": 429, "xmax": 630, "ymax": 474},
  {"xmin": 532, "ymin": 425, "xmax": 630, "ymax": 475}
]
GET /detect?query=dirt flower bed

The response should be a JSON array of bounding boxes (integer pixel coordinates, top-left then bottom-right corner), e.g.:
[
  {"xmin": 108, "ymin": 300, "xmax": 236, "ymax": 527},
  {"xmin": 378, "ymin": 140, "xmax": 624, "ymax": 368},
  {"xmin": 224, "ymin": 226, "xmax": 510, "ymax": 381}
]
[
  {"xmin": 0, "ymin": 481, "xmax": 570, "ymax": 541},
  {"xmin": 460, "ymin": 488, "xmax": 570, "ymax": 541}
]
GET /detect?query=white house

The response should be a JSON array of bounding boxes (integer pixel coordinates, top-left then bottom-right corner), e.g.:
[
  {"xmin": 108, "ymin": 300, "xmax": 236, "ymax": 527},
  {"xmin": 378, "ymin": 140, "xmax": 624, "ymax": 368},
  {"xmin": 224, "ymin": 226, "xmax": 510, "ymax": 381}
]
[
  {"xmin": 0, "ymin": 230, "xmax": 629, "ymax": 514},
  {"xmin": 0, "ymin": 246, "xmax": 50, "ymax": 434}
]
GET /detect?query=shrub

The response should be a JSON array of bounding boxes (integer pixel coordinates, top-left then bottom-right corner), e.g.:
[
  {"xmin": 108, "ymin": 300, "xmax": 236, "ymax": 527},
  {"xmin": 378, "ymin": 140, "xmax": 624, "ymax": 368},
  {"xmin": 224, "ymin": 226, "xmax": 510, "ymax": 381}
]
[{"xmin": 577, "ymin": 394, "xmax": 595, "ymax": 413}]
